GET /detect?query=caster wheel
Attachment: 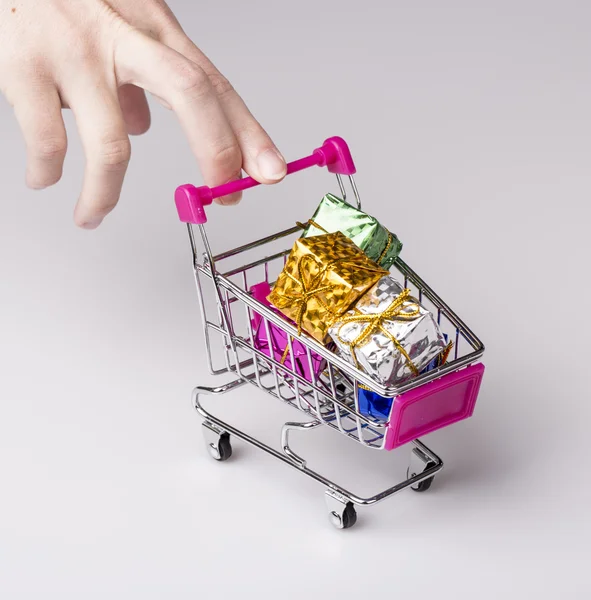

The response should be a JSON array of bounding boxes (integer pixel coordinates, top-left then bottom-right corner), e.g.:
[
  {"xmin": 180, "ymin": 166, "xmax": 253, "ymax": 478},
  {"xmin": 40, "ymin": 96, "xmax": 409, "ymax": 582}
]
[
  {"xmin": 409, "ymin": 461, "xmax": 436, "ymax": 492},
  {"xmin": 412, "ymin": 475, "xmax": 434, "ymax": 492},
  {"xmin": 208, "ymin": 432, "xmax": 233, "ymax": 462},
  {"xmin": 329, "ymin": 502, "xmax": 357, "ymax": 530},
  {"xmin": 342, "ymin": 502, "xmax": 357, "ymax": 529}
]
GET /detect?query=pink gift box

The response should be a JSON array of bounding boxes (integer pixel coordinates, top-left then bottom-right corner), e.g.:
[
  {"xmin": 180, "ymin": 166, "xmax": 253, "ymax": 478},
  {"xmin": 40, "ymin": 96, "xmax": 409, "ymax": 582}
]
[{"xmin": 250, "ymin": 282, "xmax": 326, "ymax": 382}]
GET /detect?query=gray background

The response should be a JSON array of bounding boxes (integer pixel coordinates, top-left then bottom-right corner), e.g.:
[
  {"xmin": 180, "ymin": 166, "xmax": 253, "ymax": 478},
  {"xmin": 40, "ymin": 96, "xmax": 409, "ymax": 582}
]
[{"xmin": 1, "ymin": 0, "xmax": 589, "ymax": 598}]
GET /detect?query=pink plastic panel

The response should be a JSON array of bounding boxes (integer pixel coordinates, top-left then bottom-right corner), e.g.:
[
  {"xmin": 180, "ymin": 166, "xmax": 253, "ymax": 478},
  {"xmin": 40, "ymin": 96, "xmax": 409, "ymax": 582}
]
[{"xmin": 384, "ymin": 363, "xmax": 485, "ymax": 451}]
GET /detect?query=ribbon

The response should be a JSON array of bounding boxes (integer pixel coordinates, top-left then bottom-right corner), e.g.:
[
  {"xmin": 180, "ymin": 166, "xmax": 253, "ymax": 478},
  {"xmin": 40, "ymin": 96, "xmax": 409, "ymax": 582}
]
[
  {"xmin": 280, "ymin": 343, "xmax": 291, "ymax": 365},
  {"xmin": 377, "ymin": 230, "xmax": 394, "ymax": 265},
  {"xmin": 278, "ymin": 253, "xmax": 385, "ymax": 337},
  {"xmin": 299, "ymin": 218, "xmax": 395, "ymax": 268},
  {"xmin": 296, "ymin": 219, "xmax": 329, "ymax": 234},
  {"xmin": 437, "ymin": 340, "xmax": 454, "ymax": 367},
  {"xmin": 330, "ymin": 288, "xmax": 422, "ymax": 376}
]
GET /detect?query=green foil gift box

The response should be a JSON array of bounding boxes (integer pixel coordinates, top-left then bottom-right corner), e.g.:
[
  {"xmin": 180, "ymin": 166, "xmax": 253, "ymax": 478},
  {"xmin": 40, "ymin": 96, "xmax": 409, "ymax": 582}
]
[{"xmin": 300, "ymin": 193, "xmax": 402, "ymax": 269}]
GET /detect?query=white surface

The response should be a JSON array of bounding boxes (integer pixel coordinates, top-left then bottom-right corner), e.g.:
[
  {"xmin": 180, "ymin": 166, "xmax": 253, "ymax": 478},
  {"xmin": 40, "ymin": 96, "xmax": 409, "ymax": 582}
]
[{"xmin": 1, "ymin": 1, "xmax": 589, "ymax": 598}]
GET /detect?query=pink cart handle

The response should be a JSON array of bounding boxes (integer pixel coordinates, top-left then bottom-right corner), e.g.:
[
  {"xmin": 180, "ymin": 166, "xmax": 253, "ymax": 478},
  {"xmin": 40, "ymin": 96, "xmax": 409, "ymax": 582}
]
[{"xmin": 175, "ymin": 136, "xmax": 356, "ymax": 225}]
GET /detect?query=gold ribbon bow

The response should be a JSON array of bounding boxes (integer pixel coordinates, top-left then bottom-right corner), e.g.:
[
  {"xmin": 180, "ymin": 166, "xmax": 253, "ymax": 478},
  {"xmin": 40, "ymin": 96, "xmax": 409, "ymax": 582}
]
[
  {"xmin": 278, "ymin": 253, "xmax": 385, "ymax": 337},
  {"xmin": 330, "ymin": 288, "xmax": 422, "ymax": 376},
  {"xmin": 283, "ymin": 254, "xmax": 336, "ymax": 335}
]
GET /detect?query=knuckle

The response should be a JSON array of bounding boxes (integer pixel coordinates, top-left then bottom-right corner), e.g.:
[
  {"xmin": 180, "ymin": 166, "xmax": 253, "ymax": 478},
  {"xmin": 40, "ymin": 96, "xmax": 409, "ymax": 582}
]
[
  {"xmin": 19, "ymin": 55, "xmax": 51, "ymax": 80},
  {"xmin": 209, "ymin": 74, "xmax": 234, "ymax": 99},
  {"xmin": 3, "ymin": 61, "xmax": 52, "ymax": 105},
  {"xmin": 172, "ymin": 63, "xmax": 210, "ymax": 99},
  {"xmin": 210, "ymin": 143, "xmax": 241, "ymax": 170},
  {"xmin": 58, "ymin": 32, "xmax": 99, "ymax": 70},
  {"xmin": 97, "ymin": 137, "xmax": 131, "ymax": 171},
  {"xmin": 32, "ymin": 137, "xmax": 67, "ymax": 162}
]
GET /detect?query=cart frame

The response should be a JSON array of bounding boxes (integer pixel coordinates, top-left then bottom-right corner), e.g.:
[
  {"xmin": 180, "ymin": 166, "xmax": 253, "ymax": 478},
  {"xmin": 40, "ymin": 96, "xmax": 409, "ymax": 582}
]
[{"xmin": 175, "ymin": 137, "xmax": 485, "ymax": 528}]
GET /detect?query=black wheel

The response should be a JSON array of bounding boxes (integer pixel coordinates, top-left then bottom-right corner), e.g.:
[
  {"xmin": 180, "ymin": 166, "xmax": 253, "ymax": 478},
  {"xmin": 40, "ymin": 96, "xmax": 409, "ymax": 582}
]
[
  {"xmin": 411, "ymin": 461, "xmax": 436, "ymax": 492},
  {"xmin": 341, "ymin": 502, "xmax": 357, "ymax": 529},
  {"xmin": 214, "ymin": 433, "xmax": 233, "ymax": 462},
  {"xmin": 412, "ymin": 476, "xmax": 434, "ymax": 492}
]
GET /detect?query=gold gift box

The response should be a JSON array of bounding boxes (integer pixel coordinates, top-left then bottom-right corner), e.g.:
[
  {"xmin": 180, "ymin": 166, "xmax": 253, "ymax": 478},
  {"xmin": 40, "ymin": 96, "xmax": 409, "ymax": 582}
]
[{"xmin": 268, "ymin": 231, "xmax": 388, "ymax": 342}]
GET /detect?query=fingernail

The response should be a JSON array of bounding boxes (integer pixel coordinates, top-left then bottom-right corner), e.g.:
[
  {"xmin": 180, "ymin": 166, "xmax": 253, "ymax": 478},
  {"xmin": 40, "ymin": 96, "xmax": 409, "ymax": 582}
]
[
  {"xmin": 257, "ymin": 148, "xmax": 287, "ymax": 181},
  {"xmin": 80, "ymin": 218, "xmax": 102, "ymax": 230},
  {"xmin": 217, "ymin": 192, "xmax": 242, "ymax": 206}
]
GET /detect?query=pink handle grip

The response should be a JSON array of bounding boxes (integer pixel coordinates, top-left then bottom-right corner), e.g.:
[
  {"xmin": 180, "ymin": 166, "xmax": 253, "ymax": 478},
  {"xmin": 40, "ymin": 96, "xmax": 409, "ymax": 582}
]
[{"xmin": 175, "ymin": 136, "xmax": 356, "ymax": 225}]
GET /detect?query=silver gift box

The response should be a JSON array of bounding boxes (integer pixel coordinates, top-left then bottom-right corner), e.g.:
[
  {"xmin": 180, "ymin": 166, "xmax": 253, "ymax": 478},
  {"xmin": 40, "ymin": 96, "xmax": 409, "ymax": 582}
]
[{"xmin": 328, "ymin": 276, "xmax": 447, "ymax": 386}]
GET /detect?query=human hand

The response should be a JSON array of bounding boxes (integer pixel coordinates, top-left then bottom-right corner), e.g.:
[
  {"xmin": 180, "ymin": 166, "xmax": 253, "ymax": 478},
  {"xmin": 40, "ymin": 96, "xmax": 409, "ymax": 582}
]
[{"xmin": 0, "ymin": 0, "xmax": 287, "ymax": 228}]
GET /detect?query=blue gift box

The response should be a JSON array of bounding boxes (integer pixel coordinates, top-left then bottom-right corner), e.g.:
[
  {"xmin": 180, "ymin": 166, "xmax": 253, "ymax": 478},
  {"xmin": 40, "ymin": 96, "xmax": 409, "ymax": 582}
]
[
  {"xmin": 357, "ymin": 334, "xmax": 450, "ymax": 420},
  {"xmin": 357, "ymin": 387, "xmax": 393, "ymax": 420}
]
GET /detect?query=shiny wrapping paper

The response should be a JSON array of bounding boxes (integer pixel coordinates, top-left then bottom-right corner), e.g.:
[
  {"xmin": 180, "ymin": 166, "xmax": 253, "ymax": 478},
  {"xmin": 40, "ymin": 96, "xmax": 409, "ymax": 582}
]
[
  {"xmin": 268, "ymin": 231, "xmax": 388, "ymax": 342},
  {"xmin": 300, "ymin": 193, "xmax": 402, "ymax": 269},
  {"xmin": 357, "ymin": 334, "xmax": 452, "ymax": 420},
  {"xmin": 357, "ymin": 388, "xmax": 394, "ymax": 421},
  {"xmin": 328, "ymin": 276, "xmax": 447, "ymax": 386},
  {"xmin": 423, "ymin": 333, "xmax": 453, "ymax": 373},
  {"xmin": 249, "ymin": 282, "xmax": 325, "ymax": 382}
]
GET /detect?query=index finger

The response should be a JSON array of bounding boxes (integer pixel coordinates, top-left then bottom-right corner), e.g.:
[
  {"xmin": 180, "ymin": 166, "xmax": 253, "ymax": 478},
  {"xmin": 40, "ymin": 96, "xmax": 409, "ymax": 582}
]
[{"xmin": 114, "ymin": 29, "xmax": 243, "ymax": 205}]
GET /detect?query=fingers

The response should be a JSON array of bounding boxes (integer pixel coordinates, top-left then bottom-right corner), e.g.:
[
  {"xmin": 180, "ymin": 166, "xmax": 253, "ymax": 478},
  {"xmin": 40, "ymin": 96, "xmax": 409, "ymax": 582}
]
[
  {"xmin": 66, "ymin": 83, "xmax": 131, "ymax": 229},
  {"xmin": 114, "ymin": 30, "xmax": 244, "ymax": 204},
  {"xmin": 216, "ymin": 90, "xmax": 287, "ymax": 184},
  {"xmin": 118, "ymin": 84, "xmax": 151, "ymax": 135},
  {"xmin": 159, "ymin": 33, "xmax": 287, "ymax": 185},
  {"xmin": 11, "ymin": 83, "xmax": 68, "ymax": 190}
]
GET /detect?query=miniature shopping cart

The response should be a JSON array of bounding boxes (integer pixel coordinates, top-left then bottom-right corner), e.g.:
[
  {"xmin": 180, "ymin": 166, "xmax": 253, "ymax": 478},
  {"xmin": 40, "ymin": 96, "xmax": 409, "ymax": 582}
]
[{"xmin": 174, "ymin": 137, "xmax": 485, "ymax": 529}]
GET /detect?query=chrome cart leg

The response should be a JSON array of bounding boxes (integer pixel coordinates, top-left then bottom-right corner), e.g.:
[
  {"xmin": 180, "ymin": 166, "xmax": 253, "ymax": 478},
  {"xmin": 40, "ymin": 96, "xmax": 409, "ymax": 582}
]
[
  {"xmin": 202, "ymin": 421, "xmax": 232, "ymax": 462},
  {"xmin": 407, "ymin": 443, "xmax": 439, "ymax": 492},
  {"xmin": 193, "ymin": 383, "xmax": 444, "ymax": 529},
  {"xmin": 325, "ymin": 490, "xmax": 357, "ymax": 530},
  {"xmin": 193, "ymin": 379, "xmax": 247, "ymax": 462}
]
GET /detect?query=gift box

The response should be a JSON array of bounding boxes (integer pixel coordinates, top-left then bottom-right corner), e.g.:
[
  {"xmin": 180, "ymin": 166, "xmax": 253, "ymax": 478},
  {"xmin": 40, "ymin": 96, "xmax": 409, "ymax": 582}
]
[
  {"xmin": 357, "ymin": 334, "xmax": 453, "ymax": 420},
  {"xmin": 357, "ymin": 387, "xmax": 393, "ymax": 420},
  {"xmin": 328, "ymin": 275, "xmax": 447, "ymax": 386},
  {"xmin": 422, "ymin": 333, "xmax": 453, "ymax": 373},
  {"xmin": 268, "ymin": 231, "xmax": 388, "ymax": 342},
  {"xmin": 250, "ymin": 282, "xmax": 325, "ymax": 382},
  {"xmin": 300, "ymin": 193, "xmax": 402, "ymax": 269}
]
